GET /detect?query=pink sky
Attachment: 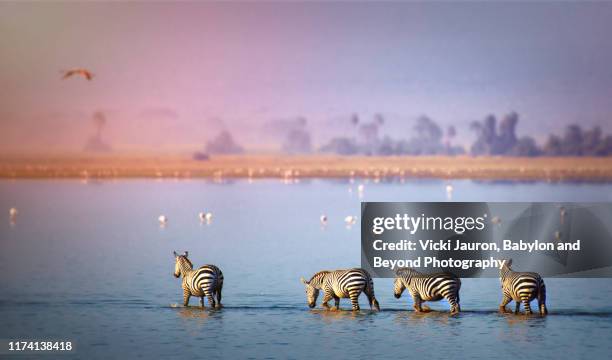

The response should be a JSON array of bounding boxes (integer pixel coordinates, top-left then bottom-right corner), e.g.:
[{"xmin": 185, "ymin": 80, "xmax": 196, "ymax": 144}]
[{"xmin": 1, "ymin": 2, "xmax": 611, "ymax": 153}]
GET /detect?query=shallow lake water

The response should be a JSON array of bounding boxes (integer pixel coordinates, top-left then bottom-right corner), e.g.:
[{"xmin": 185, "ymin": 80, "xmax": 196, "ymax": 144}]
[{"xmin": 1, "ymin": 179, "xmax": 611, "ymax": 359}]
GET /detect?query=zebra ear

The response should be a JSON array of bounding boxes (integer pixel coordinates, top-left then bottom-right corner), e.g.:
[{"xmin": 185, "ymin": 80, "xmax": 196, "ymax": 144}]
[
  {"xmin": 173, "ymin": 251, "xmax": 178, "ymax": 257},
  {"xmin": 300, "ymin": 277, "xmax": 309, "ymax": 285},
  {"xmin": 506, "ymin": 258, "xmax": 512, "ymax": 267},
  {"xmin": 184, "ymin": 251, "xmax": 188, "ymax": 257}
]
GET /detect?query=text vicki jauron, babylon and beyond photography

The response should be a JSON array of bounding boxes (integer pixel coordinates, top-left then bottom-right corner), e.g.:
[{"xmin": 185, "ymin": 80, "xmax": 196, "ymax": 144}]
[{"xmin": 371, "ymin": 239, "xmax": 581, "ymax": 253}]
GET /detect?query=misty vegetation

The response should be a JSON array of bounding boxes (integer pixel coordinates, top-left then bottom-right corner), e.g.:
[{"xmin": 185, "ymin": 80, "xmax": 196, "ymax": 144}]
[
  {"xmin": 320, "ymin": 113, "xmax": 464, "ymax": 156},
  {"xmin": 319, "ymin": 112, "xmax": 612, "ymax": 157},
  {"xmin": 280, "ymin": 117, "xmax": 312, "ymax": 154},
  {"xmin": 205, "ymin": 130, "xmax": 245, "ymax": 154}
]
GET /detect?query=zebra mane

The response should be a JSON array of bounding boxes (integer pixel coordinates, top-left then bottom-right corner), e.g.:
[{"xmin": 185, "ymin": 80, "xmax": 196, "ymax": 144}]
[
  {"xmin": 309, "ymin": 270, "xmax": 330, "ymax": 283},
  {"xmin": 179, "ymin": 255, "xmax": 193, "ymax": 270},
  {"xmin": 395, "ymin": 267, "xmax": 420, "ymax": 276}
]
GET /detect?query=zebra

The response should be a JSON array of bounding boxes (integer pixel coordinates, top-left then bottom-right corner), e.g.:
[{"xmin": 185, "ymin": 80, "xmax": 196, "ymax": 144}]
[
  {"xmin": 300, "ymin": 268, "xmax": 380, "ymax": 311},
  {"xmin": 173, "ymin": 251, "xmax": 223, "ymax": 308},
  {"xmin": 499, "ymin": 258, "xmax": 547, "ymax": 315},
  {"xmin": 393, "ymin": 267, "xmax": 461, "ymax": 314}
]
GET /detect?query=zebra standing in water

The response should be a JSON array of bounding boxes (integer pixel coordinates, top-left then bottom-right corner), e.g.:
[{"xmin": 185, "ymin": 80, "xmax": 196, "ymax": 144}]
[
  {"xmin": 499, "ymin": 259, "xmax": 547, "ymax": 315},
  {"xmin": 300, "ymin": 268, "xmax": 380, "ymax": 311},
  {"xmin": 173, "ymin": 251, "xmax": 223, "ymax": 308},
  {"xmin": 393, "ymin": 267, "xmax": 461, "ymax": 314}
]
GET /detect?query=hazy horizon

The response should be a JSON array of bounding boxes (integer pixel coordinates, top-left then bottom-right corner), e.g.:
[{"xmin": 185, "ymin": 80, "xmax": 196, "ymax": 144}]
[{"xmin": 1, "ymin": 1, "xmax": 612, "ymax": 153}]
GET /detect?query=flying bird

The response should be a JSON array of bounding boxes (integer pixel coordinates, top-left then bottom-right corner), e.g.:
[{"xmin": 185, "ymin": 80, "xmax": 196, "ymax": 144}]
[
  {"xmin": 320, "ymin": 214, "xmax": 328, "ymax": 226},
  {"xmin": 61, "ymin": 68, "xmax": 94, "ymax": 81},
  {"xmin": 158, "ymin": 215, "xmax": 168, "ymax": 226}
]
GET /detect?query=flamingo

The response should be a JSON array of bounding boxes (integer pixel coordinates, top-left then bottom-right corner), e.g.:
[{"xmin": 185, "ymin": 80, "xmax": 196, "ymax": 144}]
[
  {"xmin": 445, "ymin": 184, "xmax": 454, "ymax": 200},
  {"xmin": 199, "ymin": 212, "xmax": 213, "ymax": 223},
  {"xmin": 344, "ymin": 215, "xmax": 357, "ymax": 226}
]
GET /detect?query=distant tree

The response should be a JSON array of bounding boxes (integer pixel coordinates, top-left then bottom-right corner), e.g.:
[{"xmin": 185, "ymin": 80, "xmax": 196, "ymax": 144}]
[
  {"xmin": 470, "ymin": 112, "xmax": 521, "ymax": 155},
  {"xmin": 205, "ymin": 131, "xmax": 245, "ymax": 154},
  {"xmin": 319, "ymin": 137, "xmax": 359, "ymax": 155},
  {"xmin": 596, "ymin": 135, "xmax": 612, "ymax": 156},
  {"xmin": 582, "ymin": 126, "xmax": 602, "ymax": 156},
  {"xmin": 84, "ymin": 111, "xmax": 112, "ymax": 152},
  {"xmin": 415, "ymin": 115, "xmax": 443, "ymax": 143},
  {"xmin": 282, "ymin": 128, "xmax": 312, "ymax": 154},
  {"xmin": 496, "ymin": 112, "xmax": 519, "ymax": 154},
  {"xmin": 561, "ymin": 124, "xmax": 583, "ymax": 155},
  {"xmin": 543, "ymin": 134, "xmax": 563, "ymax": 156},
  {"xmin": 510, "ymin": 136, "xmax": 541, "ymax": 156}
]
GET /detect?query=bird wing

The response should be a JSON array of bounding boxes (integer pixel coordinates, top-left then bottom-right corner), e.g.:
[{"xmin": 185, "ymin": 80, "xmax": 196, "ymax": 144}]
[{"xmin": 62, "ymin": 70, "xmax": 75, "ymax": 79}]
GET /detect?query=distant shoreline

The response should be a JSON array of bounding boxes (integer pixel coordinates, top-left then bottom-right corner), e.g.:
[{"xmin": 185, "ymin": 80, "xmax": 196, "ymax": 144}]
[{"xmin": 0, "ymin": 155, "xmax": 611, "ymax": 181}]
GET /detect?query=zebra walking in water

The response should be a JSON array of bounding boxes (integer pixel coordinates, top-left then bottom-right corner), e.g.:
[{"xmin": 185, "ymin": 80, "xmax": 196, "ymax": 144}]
[
  {"xmin": 499, "ymin": 259, "xmax": 547, "ymax": 315},
  {"xmin": 173, "ymin": 251, "xmax": 223, "ymax": 308},
  {"xmin": 393, "ymin": 267, "xmax": 461, "ymax": 314},
  {"xmin": 300, "ymin": 268, "xmax": 380, "ymax": 311}
]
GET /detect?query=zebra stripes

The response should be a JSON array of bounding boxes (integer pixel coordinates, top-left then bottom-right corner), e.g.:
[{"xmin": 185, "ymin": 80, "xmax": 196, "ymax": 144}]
[
  {"xmin": 499, "ymin": 258, "xmax": 547, "ymax": 315},
  {"xmin": 173, "ymin": 251, "xmax": 224, "ymax": 308},
  {"xmin": 301, "ymin": 268, "xmax": 380, "ymax": 311},
  {"xmin": 393, "ymin": 267, "xmax": 461, "ymax": 314}
]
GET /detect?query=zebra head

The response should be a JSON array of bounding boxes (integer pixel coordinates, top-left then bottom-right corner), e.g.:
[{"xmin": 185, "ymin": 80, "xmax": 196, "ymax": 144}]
[
  {"xmin": 300, "ymin": 277, "xmax": 319, "ymax": 308},
  {"xmin": 499, "ymin": 258, "xmax": 513, "ymax": 282},
  {"xmin": 499, "ymin": 258, "xmax": 513, "ymax": 270},
  {"xmin": 394, "ymin": 268, "xmax": 414, "ymax": 298},
  {"xmin": 173, "ymin": 251, "xmax": 191, "ymax": 278}
]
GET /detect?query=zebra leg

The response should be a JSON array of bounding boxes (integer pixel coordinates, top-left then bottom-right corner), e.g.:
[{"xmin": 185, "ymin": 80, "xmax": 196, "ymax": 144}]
[
  {"xmin": 183, "ymin": 288, "xmax": 191, "ymax": 307},
  {"xmin": 412, "ymin": 295, "xmax": 424, "ymax": 312},
  {"xmin": 216, "ymin": 285, "xmax": 223, "ymax": 308},
  {"xmin": 206, "ymin": 292, "xmax": 216, "ymax": 309},
  {"xmin": 349, "ymin": 291, "xmax": 361, "ymax": 311},
  {"xmin": 514, "ymin": 301, "xmax": 520, "ymax": 314},
  {"xmin": 200, "ymin": 296, "xmax": 205, "ymax": 308},
  {"xmin": 499, "ymin": 294, "xmax": 511, "ymax": 313},
  {"xmin": 364, "ymin": 279, "xmax": 380, "ymax": 311},
  {"xmin": 538, "ymin": 283, "xmax": 547, "ymax": 315},
  {"xmin": 365, "ymin": 290, "xmax": 380, "ymax": 311},
  {"xmin": 522, "ymin": 298, "xmax": 532, "ymax": 315},
  {"xmin": 321, "ymin": 292, "xmax": 333, "ymax": 310},
  {"xmin": 333, "ymin": 296, "xmax": 340, "ymax": 310},
  {"xmin": 446, "ymin": 295, "xmax": 460, "ymax": 314}
]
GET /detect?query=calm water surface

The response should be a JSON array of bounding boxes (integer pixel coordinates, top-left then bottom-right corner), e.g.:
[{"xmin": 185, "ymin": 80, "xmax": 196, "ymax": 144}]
[{"xmin": 1, "ymin": 179, "xmax": 611, "ymax": 359}]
